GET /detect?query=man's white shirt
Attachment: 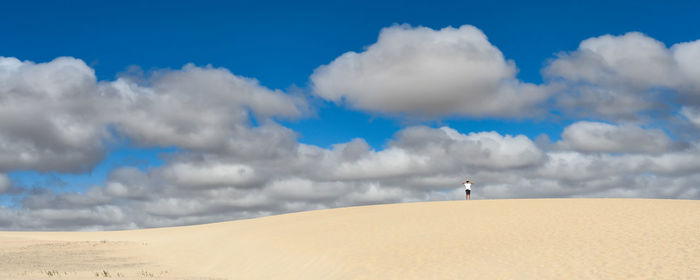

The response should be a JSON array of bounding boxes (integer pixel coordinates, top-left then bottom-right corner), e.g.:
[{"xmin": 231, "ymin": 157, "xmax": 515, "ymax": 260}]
[{"xmin": 464, "ymin": 183, "xmax": 471, "ymax": 190}]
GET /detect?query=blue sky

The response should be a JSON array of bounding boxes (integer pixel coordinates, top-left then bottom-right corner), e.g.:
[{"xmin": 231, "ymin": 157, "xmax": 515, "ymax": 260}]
[
  {"xmin": 3, "ymin": 1, "xmax": 692, "ymax": 145},
  {"xmin": 4, "ymin": 0, "xmax": 697, "ymax": 145},
  {"xmin": 1, "ymin": 0, "xmax": 699, "ymax": 229},
  {"xmin": 4, "ymin": 0, "xmax": 698, "ymax": 83}
]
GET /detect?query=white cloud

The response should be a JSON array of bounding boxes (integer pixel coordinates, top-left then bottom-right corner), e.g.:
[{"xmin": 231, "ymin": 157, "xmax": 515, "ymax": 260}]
[
  {"xmin": 392, "ymin": 126, "xmax": 545, "ymax": 169},
  {"xmin": 342, "ymin": 183, "xmax": 405, "ymax": 205},
  {"xmin": 546, "ymin": 32, "xmax": 677, "ymax": 88},
  {"xmin": 0, "ymin": 57, "xmax": 306, "ymax": 174},
  {"xmin": 3, "ymin": 122, "xmax": 700, "ymax": 230},
  {"xmin": 442, "ymin": 128, "xmax": 545, "ymax": 169},
  {"xmin": 161, "ymin": 162, "xmax": 259, "ymax": 189},
  {"xmin": 106, "ymin": 64, "xmax": 306, "ymax": 151},
  {"xmin": 0, "ymin": 56, "xmax": 107, "ymax": 173},
  {"xmin": 311, "ymin": 24, "xmax": 547, "ymax": 117},
  {"xmin": 545, "ymin": 33, "xmax": 700, "ymax": 120},
  {"xmin": 558, "ymin": 121, "xmax": 672, "ymax": 154},
  {"xmin": 333, "ymin": 147, "xmax": 431, "ymax": 180},
  {"xmin": 672, "ymin": 39, "xmax": 700, "ymax": 95},
  {"xmin": 4, "ymin": 28, "xmax": 700, "ymax": 230},
  {"xmin": 681, "ymin": 106, "xmax": 700, "ymax": 128},
  {"xmin": 102, "ymin": 167, "xmax": 152, "ymax": 199},
  {"xmin": 643, "ymin": 143, "xmax": 700, "ymax": 176},
  {"xmin": 266, "ymin": 178, "xmax": 346, "ymax": 201}
]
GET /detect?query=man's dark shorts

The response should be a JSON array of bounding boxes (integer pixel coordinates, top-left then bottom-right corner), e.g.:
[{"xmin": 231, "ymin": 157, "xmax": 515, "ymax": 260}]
[{"xmin": 465, "ymin": 189, "xmax": 471, "ymax": 195}]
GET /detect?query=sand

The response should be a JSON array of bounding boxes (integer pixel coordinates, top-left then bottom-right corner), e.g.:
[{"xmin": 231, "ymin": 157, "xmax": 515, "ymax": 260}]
[{"xmin": 0, "ymin": 199, "xmax": 698, "ymax": 279}]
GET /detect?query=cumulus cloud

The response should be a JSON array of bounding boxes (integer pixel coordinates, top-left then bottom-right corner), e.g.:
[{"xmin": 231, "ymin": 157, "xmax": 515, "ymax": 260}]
[
  {"xmin": 106, "ymin": 64, "xmax": 306, "ymax": 151},
  {"xmin": 672, "ymin": 39, "xmax": 700, "ymax": 99},
  {"xmin": 311, "ymin": 24, "xmax": 548, "ymax": 117},
  {"xmin": 391, "ymin": 126, "xmax": 545, "ymax": 170},
  {"xmin": 0, "ymin": 56, "xmax": 108, "ymax": 173},
  {"xmin": 545, "ymin": 33, "xmax": 700, "ymax": 120},
  {"xmin": 266, "ymin": 178, "xmax": 347, "ymax": 201},
  {"xmin": 161, "ymin": 162, "xmax": 260, "ymax": 189},
  {"xmin": 1, "ymin": 122, "xmax": 557, "ymax": 229},
  {"xmin": 2, "ymin": 121, "xmax": 700, "ymax": 230},
  {"xmin": 0, "ymin": 57, "xmax": 306, "ymax": 174},
  {"xmin": 681, "ymin": 106, "xmax": 700, "ymax": 129},
  {"xmin": 546, "ymin": 32, "xmax": 677, "ymax": 88},
  {"xmin": 3, "ymin": 27, "xmax": 700, "ymax": 230},
  {"xmin": 557, "ymin": 121, "xmax": 672, "ymax": 154}
]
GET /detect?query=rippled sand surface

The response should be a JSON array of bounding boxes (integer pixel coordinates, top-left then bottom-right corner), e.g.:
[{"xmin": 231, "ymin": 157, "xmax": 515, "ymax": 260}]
[{"xmin": 1, "ymin": 199, "xmax": 698, "ymax": 279}]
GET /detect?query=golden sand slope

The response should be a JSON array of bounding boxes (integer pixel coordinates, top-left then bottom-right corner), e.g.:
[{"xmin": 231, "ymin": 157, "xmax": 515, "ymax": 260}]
[{"xmin": 0, "ymin": 199, "xmax": 698, "ymax": 280}]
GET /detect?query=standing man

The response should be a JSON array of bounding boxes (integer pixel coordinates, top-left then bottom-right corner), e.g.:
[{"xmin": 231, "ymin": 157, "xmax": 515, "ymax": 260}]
[{"xmin": 462, "ymin": 179, "xmax": 473, "ymax": 200}]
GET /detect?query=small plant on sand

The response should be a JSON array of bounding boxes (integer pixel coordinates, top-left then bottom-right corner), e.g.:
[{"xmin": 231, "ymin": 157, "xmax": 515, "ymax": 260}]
[
  {"xmin": 95, "ymin": 270, "xmax": 111, "ymax": 277},
  {"xmin": 46, "ymin": 270, "xmax": 59, "ymax": 276},
  {"xmin": 139, "ymin": 270, "xmax": 154, "ymax": 277}
]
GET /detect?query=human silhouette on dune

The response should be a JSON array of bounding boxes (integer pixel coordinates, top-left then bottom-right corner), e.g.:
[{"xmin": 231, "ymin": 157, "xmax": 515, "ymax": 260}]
[{"xmin": 462, "ymin": 179, "xmax": 473, "ymax": 200}]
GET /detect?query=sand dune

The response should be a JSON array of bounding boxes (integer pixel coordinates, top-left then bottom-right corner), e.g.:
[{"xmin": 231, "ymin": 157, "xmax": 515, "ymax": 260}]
[{"xmin": 1, "ymin": 199, "xmax": 698, "ymax": 279}]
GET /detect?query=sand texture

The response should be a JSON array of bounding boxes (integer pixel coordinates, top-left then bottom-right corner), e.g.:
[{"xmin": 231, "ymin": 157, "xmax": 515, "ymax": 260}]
[{"xmin": 0, "ymin": 199, "xmax": 698, "ymax": 279}]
